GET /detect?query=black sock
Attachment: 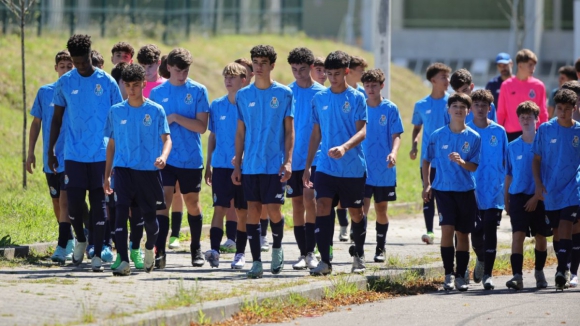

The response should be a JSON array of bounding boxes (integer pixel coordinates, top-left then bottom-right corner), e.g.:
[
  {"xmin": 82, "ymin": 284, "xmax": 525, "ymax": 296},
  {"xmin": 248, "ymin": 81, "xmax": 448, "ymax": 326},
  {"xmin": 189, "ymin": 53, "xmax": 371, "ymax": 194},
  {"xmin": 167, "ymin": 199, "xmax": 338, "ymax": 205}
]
[
  {"xmin": 108, "ymin": 206, "xmax": 116, "ymax": 246},
  {"xmin": 441, "ymin": 246, "xmax": 455, "ymax": 275},
  {"xmin": 376, "ymin": 222, "xmax": 389, "ymax": 253},
  {"xmin": 188, "ymin": 214, "xmax": 203, "ymax": 251},
  {"xmin": 351, "ymin": 216, "xmax": 367, "ymax": 257},
  {"xmin": 535, "ymin": 249, "xmax": 547, "ymax": 271},
  {"xmin": 142, "ymin": 211, "xmax": 158, "ymax": 250},
  {"xmin": 570, "ymin": 234, "xmax": 580, "ymax": 275},
  {"xmin": 129, "ymin": 215, "xmax": 144, "ymax": 250},
  {"xmin": 456, "ymin": 250, "xmax": 470, "ymax": 278},
  {"xmin": 557, "ymin": 239, "xmax": 572, "ymax": 273},
  {"xmin": 114, "ymin": 204, "xmax": 130, "ymax": 262},
  {"xmin": 170, "ymin": 212, "xmax": 183, "ymax": 237},
  {"xmin": 471, "ymin": 228, "xmax": 485, "ymax": 262},
  {"xmin": 294, "ymin": 225, "xmax": 306, "ymax": 256},
  {"xmin": 511, "ymin": 253, "xmax": 523, "ymax": 275},
  {"xmin": 329, "ymin": 208, "xmax": 336, "ymax": 246},
  {"xmin": 247, "ymin": 224, "xmax": 261, "ymax": 261},
  {"xmin": 58, "ymin": 222, "xmax": 71, "ymax": 248},
  {"xmin": 270, "ymin": 219, "xmax": 284, "ymax": 249},
  {"xmin": 103, "ymin": 220, "xmax": 112, "ymax": 247},
  {"xmin": 315, "ymin": 215, "xmax": 332, "ymax": 264},
  {"xmin": 336, "ymin": 208, "xmax": 348, "ymax": 227},
  {"xmin": 483, "ymin": 221, "xmax": 498, "ymax": 275},
  {"xmin": 554, "ymin": 240, "xmax": 560, "ymax": 253},
  {"xmin": 305, "ymin": 222, "xmax": 316, "ymax": 253},
  {"xmin": 209, "ymin": 227, "xmax": 223, "ymax": 251},
  {"xmin": 423, "ymin": 200, "xmax": 435, "ymax": 233},
  {"xmin": 236, "ymin": 230, "xmax": 247, "ymax": 254},
  {"xmin": 89, "ymin": 189, "xmax": 107, "ymax": 258},
  {"xmin": 155, "ymin": 215, "xmax": 169, "ymax": 254},
  {"xmin": 225, "ymin": 221, "xmax": 237, "ymax": 241},
  {"xmin": 260, "ymin": 218, "xmax": 269, "ymax": 237}
]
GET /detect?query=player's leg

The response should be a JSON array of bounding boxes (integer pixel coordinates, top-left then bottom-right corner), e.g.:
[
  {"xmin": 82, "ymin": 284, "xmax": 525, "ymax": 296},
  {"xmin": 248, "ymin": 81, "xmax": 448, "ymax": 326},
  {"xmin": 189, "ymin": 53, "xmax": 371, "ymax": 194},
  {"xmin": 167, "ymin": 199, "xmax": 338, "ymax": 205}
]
[
  {"xmin": 155, "ymin": 165, "xmax": 176, "ymax": 270},
  {"xmin": 128, "ymin": 206, "xmax": 145, "ymax": 270},
  {"xmin": 206, "ymin": 168, "xmax": 234, "ymax": 268},
  {"xmin": 222, "ymin": 203, "xmax": 238, "ymax": 250},
  {"xmin": 135, "ymin": 170, "xmax": 163, "ymax": 273},
  {"xmin": 169, "ymin": 181, "xmax": 183, "ymax": 249},
  {"xmin": 374, "ymin": 201, "xmax": 389, "ymax": 263},
  {"xmin": 87, "ymin": 161, "xmax": 108, "ymax": 272},
  {"xmin": 434, "ymin": 190, "xmax": 458, "ymax": 290},
  {"xmin": 48, "ymin": 173, "xmax": 69, "ymax": 263},
  {"xmin": 336, "ymin": 203, "xmax": 349, "ymax": 242},
  {"xmin": 288, "ymin": 170, "xmax": 307, "ymax": 270},
  {"xmin": 421, "ymin": 167, "xmax": 436, "ymax": 244},
  {"xmin": 303, "ymin": 186, "xmax": 318, "ymax": 269},
  {"xmin": 264, "ymin": 174, "xmax": 287, "ymax": 275},
  {"xmin": 342, "ymin": 175, "xmax": 367, "ymax": 274},
  {"xmin": 260, "ymin": 204, "xmax": 270, "ymax": 252},
  {"xmin": 506, "ymin": 194, "xmax": 528, "ymax": 290},
  {"xmin": 555, "ymin": 207, "xmax": 576, "ymax": 288},
  {"xmin": 454, "ymin": 190, "xmax": 477, "ymax": 291},
  {"xmin": 179, "ymin": 168, "xmax": 204, "ymax": 268},
  {"xmin": 531, "ymin": 199, "xmax": 549, "ymax": 289},
  {"xmin": 470, "ymin": 210, "xmax": 485, "ymax": 283},
  {"xmin": 568, "ymin": 222, "xmax": 580, "ymax": 287},
  {"xmin": 242, "ymin": 174, "xmax": 264, "ymax": 278},
  {"xmin": 310, "ymin": 172, "xmax": 336, "ymax": 276},
  {"xmin": 232, "ymin": 178, "xmax": 248, "ymax": 269},
  {"xmin": 64, "ymin": 161, "xmax": 90, "ymax": 266},
  {"xmin": 111, "ymin": 168, "xmax": 132, "ymax": 276},
  {"xmin": 482, "ymin": 208, "xmax": 502, "ymax": 290}
]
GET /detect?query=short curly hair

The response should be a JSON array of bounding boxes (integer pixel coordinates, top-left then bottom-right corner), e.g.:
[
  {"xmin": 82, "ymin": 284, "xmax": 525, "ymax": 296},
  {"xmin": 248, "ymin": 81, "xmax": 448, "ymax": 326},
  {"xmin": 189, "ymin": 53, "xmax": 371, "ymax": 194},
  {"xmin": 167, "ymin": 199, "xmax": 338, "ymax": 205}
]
[
  {"xmin": 313, "ymin": 56, "xmax": 325, "ymax": 67},
  {"xmin": 159, "ymin": 55, "xmax": 170, "ymax": 79},
  {"xmin": 55, "ymin": 50, "xmax": 72, "ymax": 65},
  {"xmin": 90, "ymin": 50, "xmax": 104, "ymax": 68},
  {"xmin": 167, "ymin": 48, "xmax": 193, "ymax": 70},
  {"xmin": 562, "ymin": 80, "xmax": 580, "ymax": 97},
  {"xmin": 361, "ymin": 68, "xmax": 385, "ymax": 84},
  {"xmin": 111, "ymin": 41, "xmax": 135, "ymax": 57},
  {"xmin": 121, "ymin": 63, "xmax": 145, "ymax": 83},
  {"xmin": 554, "ymin": 89, "xmax": 578, "ymax": 106},
  {"xmin": 349, "ymin": 56, "xmax": 368, "ymax": 70},
  {"xmin": 67, "ymin": 34, "xmax": 92, "ymax": 57},
  {"xmin": 425, "ymin": 62, "xmax": 451, "ymax": 81},
  {"xmin": 287, "ymin": 47, "xmax": 314, "ymax": 65},
  {"xmin": 450, "ymin": 69, "xmax": 472, "ymax": 91},
  {"xmin": 111, "ymin": 62, "xmax": 129, "ymax": 84},
  {"xmin": 324, "ymin": 51, "xmax": 350, "ymax": 70},
  {"xmin": 516, "ymin": 101, "xmax": 540, "ymax": 118},
  {"xmin": 448, "ymin": 92, "xmax": 472, "ymax": 108},
  {"xmin": 250, "ymin": 45, "xmax": 277, "ymax": 64},
  {"xmin": 470, "ymin": 89, "xmax": 494, "ymax": 105},
  {"xmin": 137, "ymin": 44, "xmax": 161, "ymax": 65}
]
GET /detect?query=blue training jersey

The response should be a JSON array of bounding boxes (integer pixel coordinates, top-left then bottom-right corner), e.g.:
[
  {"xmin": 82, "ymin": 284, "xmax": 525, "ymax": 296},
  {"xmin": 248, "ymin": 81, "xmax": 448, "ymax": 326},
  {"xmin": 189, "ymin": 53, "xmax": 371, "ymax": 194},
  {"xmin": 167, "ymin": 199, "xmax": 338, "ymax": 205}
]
[
  {"xmin": 531, "ymin": 119, "xmax": 580, "ymax": 210},
  {"xmin": 30, "ymin": 82, "xmax": 66, "ymax": 173},
  {"xmin": 52, "ymin": 68, "xmax": 122, "ymax": 162},
  {"xmin": 149, "ymin": 79, "xmax": 210, "ymax": 169},
  {"xmin": 104, "ymin": 99, "xmax": 170, "ymax": 171},
  {"xmin": 209, "ymin": 95, "xmax": 238, "ymax": 169},
  {"xmin": 411, "ymin": 93, "xmax": 450, "ymax": 167},
  {"xmin": 426, "ymin": 125, "xmax": 481, "ymax": 192},
  {"xmin": 289, "ymin": 81, "xmax": 326, "ymax": 171},
  {"xmin": 236, "ymin": 82, "xmax": 294, "ymax": 174},
  {"xmin": 356, "ymin": 84, "xmax": 368, "ymax": 98},
  {"xmin": 506, "ymin": 136, "xmax": 536, "ymax": 195},
  {"xmin": 313, "ymin": 86, "xmax": 367, "ymax": 178},
  {"xmin": 466, "ymin": 103, "xmax": 498, "ymax": 124},
  {"xmin": 467, "ymin": 121, "xmax": 507, "ymax": 209},
  {"xmin": 363, "ymin": 99, "xmax": 404, "ymax": 187}
]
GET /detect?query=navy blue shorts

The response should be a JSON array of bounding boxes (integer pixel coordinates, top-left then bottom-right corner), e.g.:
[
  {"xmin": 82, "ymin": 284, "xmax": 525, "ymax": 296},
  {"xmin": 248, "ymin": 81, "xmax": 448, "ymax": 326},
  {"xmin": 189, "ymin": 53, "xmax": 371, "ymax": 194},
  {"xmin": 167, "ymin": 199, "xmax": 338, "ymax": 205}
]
[
  {"xmin": 434, "ymin": 190, "xmax": 477, "ymax": 233},
  {"xmin": 64, "ymin": 160, "xmax": 105, "ymax": 190},
  {"xmin": 45, "ymin": 172, "xmax": 66, "ymax": 199},
  {"xmin": 286, "ymin": 169, "xmax": 305, "ymax": 198},
  {"xmin": 160, "ymin": 164, "xmax": 202, "ymax": 194},
  {"xmin": 509, "ymin": 193, "xmax": 552, "ymax": 237},
  {"xmin": 113, "ymin": 167, "xmax": 166, "ymax": 214},
  {"xmin": 314, "ymin": 172, "xmax": 366, "ymax": 208},
  {"xmin": 364, "ymin": 185, "xmax": 396, "ymax": 203},
  {"xmin": 546, "ymin": 205, "xmax": 579, "ymax": 229},
  {"xmin": 242, "ymin": 174, "xmax": 286, "ymax": 204},
  {"xmin": 212, "ymin": 168, "xmax": 247, "ymax": 209}
]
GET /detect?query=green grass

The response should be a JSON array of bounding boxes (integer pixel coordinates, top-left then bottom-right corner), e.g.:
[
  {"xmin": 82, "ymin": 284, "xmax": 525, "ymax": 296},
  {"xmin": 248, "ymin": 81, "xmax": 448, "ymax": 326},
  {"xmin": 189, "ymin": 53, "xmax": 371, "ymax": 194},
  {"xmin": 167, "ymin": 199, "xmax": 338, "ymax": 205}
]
[{"xmin": 0, "ymin": 32, "xmax": 429, "ymax": 244}]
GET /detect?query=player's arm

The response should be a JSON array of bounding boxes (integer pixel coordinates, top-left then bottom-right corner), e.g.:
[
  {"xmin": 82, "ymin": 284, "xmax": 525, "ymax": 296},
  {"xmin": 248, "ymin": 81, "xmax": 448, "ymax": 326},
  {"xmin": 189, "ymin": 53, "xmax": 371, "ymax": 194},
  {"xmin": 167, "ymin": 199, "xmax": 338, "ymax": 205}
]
[
  {"xmin": 231, "ymin": 120, "xmax": 245, "ymax": 185},
  {"xmin": 303, "ymin": 123, "xmax": 322, "ymax": 188},
  {"xmin": 26, "ymin": 117, "xmax": 42, "ymax": 174},
  {"xmin": 421, "ymin": 158, "xmax": 432, "ymax": 202},
  {"xmin": 410, "ymin": 125, "xmax": 421, "ymax": 160},
  {"xmin": 448, "ymin": 152, "xmax": 478, "ymax": 172},
  {"xmin": 538, "ymin": 87, "xmax": 548, "ymax": 125},
  {"xmin": 205, "ymin": 132, "xmax": 216, "ymax": 186},
  {"xmin": 496, "ymin": 85, "xmax": 507, "ymax": 126},
  {"xmin": 169, "ymin": 111, "xmax": 209, "ymax": 134},
  {"xmin": 279, "ymin": 116, "xmax": 294, "ymax": 182},
  {"xmin": 328, "ymin": 120, "xmax": 366, "ymax": 159},
  {"xmin": 532, "ymin": 154, "xmax": 546, "ymax": 200},
  {"xmin": 104, "ymin": 139, "xmax": 115, "ymax": 195},
  {"xmin": 155, "ymin": 133, "xmax": 172, "ymax": 169},
  {"xmin": 48, "ymin": 105, "xmax": 65, "ymax": 173},
  {"xmin": 387, "ymin": 132, "xmax": 402, "ymax": 168}
]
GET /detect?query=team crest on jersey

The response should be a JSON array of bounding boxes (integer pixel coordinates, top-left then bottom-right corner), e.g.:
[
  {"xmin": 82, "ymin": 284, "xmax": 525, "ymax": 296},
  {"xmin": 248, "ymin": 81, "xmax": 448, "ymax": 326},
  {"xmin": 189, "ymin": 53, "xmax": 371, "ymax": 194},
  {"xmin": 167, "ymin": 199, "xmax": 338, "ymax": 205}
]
[
  {"xmin": 489, "ymin": 135, "xmax": 498, "ymax": 147},
  {"xmin": 342, "ymin": 101, "xmax": 351, "ymax": 113},
  {"xmin": 270, "ymin": 97, "xmax": 279, "ymax": 109},
  {"xmin": 573, "ymin": 136, "xmax": 580, "ymax": 148},
  {"xmin": 143, "ymin": 114, "xmax": 152, "ymax": 126},
  {"xmin": 184, "ymin": 93, "xmax": 193, "ymax": 105},
  {"xmin": 529, "ymin": 89, "xmax": 536, "ymax": 99},
  {"xmin": 379, "ymin": 114, "xmax": 387, "ymax": 126},
  {"xmin": 285, "ymin": 185, "xmax": 293, "ymax": 195},
  {"xmin": 94, "ymin": 84, "xmax": 103, "ymax": 96},
  {"xmin": 461, "ymin": 141, "xmax": 470, "ymax": 153},
  {"xmin": 49, "ymin": 187, "xmax": 57, "ymax": 196},
  {"xmin": 64, "ymin": 175, "xmax": 69, "ymax": 185}
]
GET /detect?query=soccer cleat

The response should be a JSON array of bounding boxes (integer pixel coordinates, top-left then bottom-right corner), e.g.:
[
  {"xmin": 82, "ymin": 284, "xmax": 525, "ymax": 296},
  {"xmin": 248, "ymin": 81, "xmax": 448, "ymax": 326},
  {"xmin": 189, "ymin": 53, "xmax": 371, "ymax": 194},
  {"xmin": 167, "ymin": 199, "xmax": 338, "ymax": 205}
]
[
  {"xmin": 51, "ymin": 246, "xmax": 67, "ymax": 265},
  {"xmin": 454, "ymin": 276, "xmax": 468, "ymax": 291},
  {"xmin": 260, "ymin": 236, "xmax": 270, "ymax": 252},
  {"xmin": 72, "ymin": 241, "xmax": 88, "ymax": 266},
  {"xmin": 271, "ymin": 248, "xmax": 284, "ymax": 274},
  {"xmin": 204, "ymin": 249, "xmax": 220, "ymax": 268},
  {"xmin": 112, "ymin": 261, "xmax": 131, "ymax": 276},
  {"xmin": 247, "ymin": 261, "xmax": 263, "ymax": 279},
  {"xmin": 87, "ymin": 245, "xmax": 95, "ymax": 259},
  {"xmin": 506, "ymin": 274, "xmax": 524, "ymax": 291},
  {"xmin": 91, "ymin": 257, "xmax": 104, "ymax": 272},
  {"xmin": 314, "ymin": 247, "xmax": 321, "ymax": 260},
  {"xmin": 191, "ymin": 249, "xmax": 205, "ymax": 267},
  {"xmin": 482, "ymin": 274, "xmax": 494, "ymax": 290},
  {"xmin": 339, "ymin": 226, "xmax": 349, "ymax": 242},
  {"xmin": 350, "ymin": 246, "xmax": 366, "ymax": 274},
  {"xmin": 220, "ymin": 239, "xmax": 236, "ymax": 253},
  {"xmin": 473, "ymin": 260, "xmax": 485, "ymax": 283},
  {"xmin": 374, "ymin": 248, "xmax": 386, "ymax": 263},
  {"xmin": 555, "ymin": 271, "xmax": 569, "ymax": 290},
  {"xmin": 535, "ymin": 270, "xmax": 548, "ymax": 289},
  {"xmin": 570, "ymin": 274, "xmax": 579, "ymax": 288},
  {"xmin": 65, "ymin": 239, "xmax": 75, "ymax": 261},
  {"xmin": 292, "ymin": 256, "xmax": 307, "ymax": 270},
  {"xmin": 310, "ymin": 261, "xmax": 332, "ymax": 276},
  {"xmin": 443, "ymin": 274, "xmax": 455, "ymax": 291},
  {"xmin": 168, "ymin": 236, "xmax": 181, "ymax": 250},
  {"xmin": 231, "ymin": 253, "xmax": 246, "ymax": 269},
  {"xmin": 155, "ymin": 251, "xmax": 166, "ymax": 270},
  {"xmin": 329, "ymin": 246, "xmax": 333, "ymax": 262},
  {"xmin": 421, "ymin": 232, "xmax": 434, "ymax": 245},
  {"xmin": 110, "ymin": 254, "xmax": 122, "ymax": 270},
  {"xmin": 144, "ymin": 248, "xmax": 155, "ymax": 273},
  {"xmin": 306, "ymin": 252, "xmax": 319, "ymax": 269},
  {"xmin": 101, "ymin": 246, "xmax": 114, "ymax": 263},
  {"xmin": 130, "ymin": 249, "xmax": 144, "ymax": 269}
]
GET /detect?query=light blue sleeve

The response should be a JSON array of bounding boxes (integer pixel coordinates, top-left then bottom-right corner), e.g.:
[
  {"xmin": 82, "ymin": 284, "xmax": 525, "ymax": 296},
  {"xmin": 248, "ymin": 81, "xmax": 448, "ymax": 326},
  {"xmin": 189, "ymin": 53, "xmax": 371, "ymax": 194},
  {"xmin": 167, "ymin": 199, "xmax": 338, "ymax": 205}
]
[
  {"xmin": 312, "ymin": 97, "xmax": 320, "ymax": 125},
  {"xmin": 104, "ymin": 108, "xmax": 114, "ymax": 139},
  {"xmin": 52, "ymin": 80, "xmax": 66, "ymax": 107},
  {"xmin": 390, "ymin": 105, "xmax": 404, "ymax": 135},
  {"xmin": 425, "ymin": 132, "xmax": 435, "ymax": 162},
  {"xmin": 285, "ymin": 91, "xmax": 294, "ymax": 118},
  {"xmin": 110, "ymin": 79, "xmax": 123, "ymax": 105},
  {"xmin": 197, "ymin": 87, "xmax": 210, "ymax": 114},
  {"xmin": 355, "ymin": 95, "xmax": 367, "ymax": 122},
  {"xmin": 468, "ymin": 134, "xmax": 481, "ymax": 165},
  {"xmin": 489, "ymin": 103, "xmax": 498, "ymax": 122},
  {"xmin": 159, "ymin": 107, "xmax": 170, "ymax": 135},
  {"xmin": 411, "ymin": 102, "xmax": 422, "ymax": 126},
  {"xmin": 506, "ymin": 145, "xmax": 513, "ymax": 177},
  {"xmin": 531, "ymin": 125, "xmax": 543, "ymax": 156},
  {"xmin": 30, "ymin": 89, "xmax": 43, "ymax": 118}
]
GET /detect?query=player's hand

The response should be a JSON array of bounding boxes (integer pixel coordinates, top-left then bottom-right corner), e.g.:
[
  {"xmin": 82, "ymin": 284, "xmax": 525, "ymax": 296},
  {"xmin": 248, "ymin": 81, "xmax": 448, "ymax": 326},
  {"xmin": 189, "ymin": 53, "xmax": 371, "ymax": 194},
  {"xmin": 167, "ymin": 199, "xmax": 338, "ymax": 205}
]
[
  {"xmin": 104, "ymin": 177, "xmax": 113, "ymax": 195},
  {"xmin": 26, "ymin": 153, "xmax": 36, "ymax": 174},
  {"xmin": 524, "ymin": 195, "xmax": 540, "ymax": 212},
  {"xmin": 167, "ymin": 114, "xmax": 177, "ymax": 124},
  {"xmin": 204, "ymin": 168, "xmax": 212, "ymax": 186},
  {"xmin": 48, "ymin": 153, "xmax": 59, "ymax": 174},
  {"xmin": 409, "ymin": 148, "xmax": 418, "ymax": 160},
  {"xmin": 422, "ymin": 184, "xmax": 432, "ymax": 203},
  {"xmin": 231, "ymin": 167, "xmax": 242, "ymax": 186},
  {"xmin": 154, "ymin": 156, "xmax": 167, "ymax": 169},
  {"xmin": 386, "ymin": 152, "xmax": 397, "ymax": 168},
  {"xmin": 303, "ymin": 168, "xmax": 313, "ymax": 188},
  {"xmin": 328, "ymin": 146, "xmax": 346, "ymax": 159},
  {"xmin": 448, "ymin": 152, "xmax": 465, "ymax": 165},
  {"xmin": 279, "ymin": 162, "xmax": 292, "ymax": 182},
  {"xmin": 534, "ymin": 184, "xmax": 546, "ymax": 201}
]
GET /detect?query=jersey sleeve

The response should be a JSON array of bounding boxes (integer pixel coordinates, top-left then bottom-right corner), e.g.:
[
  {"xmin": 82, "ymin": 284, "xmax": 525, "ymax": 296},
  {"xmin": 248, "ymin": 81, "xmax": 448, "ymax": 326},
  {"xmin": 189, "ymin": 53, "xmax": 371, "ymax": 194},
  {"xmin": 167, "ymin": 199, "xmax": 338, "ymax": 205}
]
[
  {"xmin": 197, "ymin": 87, "xmax": 210, "ymax": 114},
  {"xmin": 208, "ymin": 101, "xmax": 216, "ymax": 133},
  {"xmin": 52, "ymin": 79, "xmax": 66, "ymax": 107},
  {"xmin": 158, "ymin": 107, "xmax": 170, "ymax": 135},
  {"xmin": 104, "ymin": 107, "xmax": 114, "ymax": 139},
  {"xmin": 109, "ymin": 79, "xmax": 123, "ymax": 105},
  {"xmin": 411, "ymin": 102, "xmax": 422, "ymax": 126},
  {"xmin": 312, "ymin": 96, "xmax": 320, "ymax": 125},
  {"xmin": 467, "ymin": 134, "xmax": 481, "ymax": 165},
  {"xmin": 497, "ymin": 83, "xmax": 508, "ymax": 126},
  {"xmin": 425, "ymin": 131, "xmax": 436, "ymax": 163},
  {"xmin": 389, "ymin": 104, "xmax": 404, "ymax": 135},
  {"xmin": 531, "ymin": 125, "xmax": 544, "ymax": 156},
  {"xmin": 30, "ymin": 89, "xmax": 43, "ymax": 118},
  {"xmin": 506, "ymin": 146, "xmax": 513, "ymax": 177},
  {"xmin": 284, "ymin": 90, "xmax": 294, "ymax": 118},
  {"xmin": 489, "ymin": 103, "xmax": 498, "ymax": 122},
  {"xmin": 500, "ymin": 128, "xmax": 508, "ymax": 167},
  {"xmin": 236, "ymin": 93, "xmax": 245, "ymax": 123},
  {"xmin": 355, "ymin": 95, "xmax": 367, "ymax": 122}
]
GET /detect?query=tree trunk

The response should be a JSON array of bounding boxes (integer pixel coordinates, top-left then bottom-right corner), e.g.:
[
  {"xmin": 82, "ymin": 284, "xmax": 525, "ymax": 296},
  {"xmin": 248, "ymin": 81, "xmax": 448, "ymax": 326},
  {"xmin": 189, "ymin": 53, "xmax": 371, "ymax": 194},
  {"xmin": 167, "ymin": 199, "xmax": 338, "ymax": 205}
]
[{"xmin": 21, "ymin": 1, "xmax": 27, "ymax": 189}]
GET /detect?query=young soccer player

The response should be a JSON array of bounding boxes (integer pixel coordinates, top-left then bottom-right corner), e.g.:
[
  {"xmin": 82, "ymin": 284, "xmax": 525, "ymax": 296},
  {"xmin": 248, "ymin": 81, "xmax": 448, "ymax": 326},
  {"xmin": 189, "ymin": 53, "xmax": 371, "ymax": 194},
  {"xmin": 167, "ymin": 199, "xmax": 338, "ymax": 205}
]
[
  {"xmin": 48, "ymin": 34, "xmax": 123, "ymax": 272},
  {"xmin": 103, "ymin": 63, "xmax": 172, "ymax": 276},
  {"xmin": 423, "ymin": 92, "xmax": 481, "ymax": 291},
  {"xmin": 150, "ymin": 48, "xmax": 210, "ymax": 269},
  {"xmin": 111, "ymin": 41, "xmax": 134, "ymax": 65},
  {"xmin": 204, "ymin": 62, "xmax": 249, "ymax": 269},
  {"xmin": 410, "ymin": 63, "xmax": 451, "ymax": 245},
  {"xmin": 91, "ymin": 49, "xmax": 104, "ymax": 69},
  {"xmin": 450, "ymin": 68, "xmax": 497, "ymax": 123},
  {"xmin": 286, "ymin": 47, "xmax": 325, "ymax": 270},
  {"xmin": 26, "ymin": 50, "xmax": 74, "ymax": 264},
  {"xmin": 504, "ymin": 101, "xmax": 550, "ymax": 290},
  {"xmin": 532, "ymin": 88, "xmax": 580, "ymax": 290},
  {"xmin": 346, "ymin": 55, "xmax": 368, "ymax": 98},
  {"xmin": 231, "ymin": 45, "xmax": 294, "ymax": 278},
  {"xmin": 311, "ymin": 56, "xmax": 327, "ymax": 85},
  {"xmin": 137, "ymin": 44, "xmax": 166, "ymax": 98},
  {"xmin": 547, "ymin": 66, "xmax": 578, "ymax": 118},
  {"xmin": 361, "ymin": 68, "xmax": 404, "ymax": 263},
  {"xmin": 235, "ymin": 58, "xmax": 254, "ymax": 87},
  {"xmin": 466, "ymin": 89, "xmax": 508, "ymax": 290},
  {"xmin": 111, "ymin": 62, "xmax": 129, "ymax": 99},
  {"xmin": 159, "ymin": 55, "xmax": 170, "ymax": 79},
  {"xmin": 303, "ymin": 50, "xmax": 368, "ymax": 276}
]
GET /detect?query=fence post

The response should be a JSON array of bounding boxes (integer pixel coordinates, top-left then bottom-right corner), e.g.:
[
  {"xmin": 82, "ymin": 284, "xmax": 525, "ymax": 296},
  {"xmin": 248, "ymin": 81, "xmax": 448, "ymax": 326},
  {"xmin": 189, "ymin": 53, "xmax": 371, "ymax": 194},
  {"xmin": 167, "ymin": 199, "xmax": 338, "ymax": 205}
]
[
  {"xmin": 2, "ymin": 4, "xmax": 7, "ymax": 35},
  {"xmin": 100, "ymin": 0, "xmax": 106, "ymax": 37},
  {"xmin": 297, "ymin": 0, "xmax": 302, "ymax": 31},
  {"xmin": 185, "ymin": 0, "xmax": 191, "ymax": 38},
  {"xmin": 258, "ymin": 0, "xmax": 265, "ymax": 33},
  {"xmin": 130, "ymin": 0, "xmax": 136, "ymax": 24},
  {"xmin": 162, "ymin": 0, "xmax": 169, "ymax": 44},
  {"xmin": 69, "ymin": 0, "xmax": 75, "ymax": 36},
  {"xmin": 235, "ymin": 0, "xmax": 240, "ymax": 34},
  {"xmin": 37, "ymin": 0, "xmax": 42, "ymax": 36},
  {"xmin": 280, "ymin": 0, "xmax": 285, "ymax": 35}
]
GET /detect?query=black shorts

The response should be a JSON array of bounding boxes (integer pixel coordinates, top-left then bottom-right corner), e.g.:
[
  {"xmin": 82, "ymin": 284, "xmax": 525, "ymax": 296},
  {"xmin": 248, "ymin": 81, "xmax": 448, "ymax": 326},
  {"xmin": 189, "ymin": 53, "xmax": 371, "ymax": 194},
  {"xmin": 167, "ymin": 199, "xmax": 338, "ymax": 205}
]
[
  {"xmin": 434, "ymin": 189, "xmax": 477, "ymax": 233},
  {"xmin": 64, "ymin": 160, "xmax": 105, "ymax": 190},
  {"xmin": 242, "ymin": 174, "xmax": 286, "ymax": 205},
  {"xmin": 546, "ymin": 205, "xmax": 579, "ymax": 229},
  {"xmin": 314, "ymin": 171, "xmax": 366, "ymax": 208},
  {"xmin": 45, "ymin": 172, "xmax": 66, "ymax": 199},
  {"xmin": 286, "ymin": 170, "xmax": 305, "ymax": 198},
  {"xmin": 113, "ymin": 167, "xmax": 166, "ymax": 214},
  {"xmin": 509, "ymin": 193, "xmax": 552, "ymax": 237},
  {"xmin": 364, "ymin": 185, "xmax": 396, "ymax": 203},
  {"xmin": 212, "ymin": 168, "xmax": 247, "ymax": 209},
  {"xmin": 160, "ymin": 164, "xmax": 202, "ymax": 194}
]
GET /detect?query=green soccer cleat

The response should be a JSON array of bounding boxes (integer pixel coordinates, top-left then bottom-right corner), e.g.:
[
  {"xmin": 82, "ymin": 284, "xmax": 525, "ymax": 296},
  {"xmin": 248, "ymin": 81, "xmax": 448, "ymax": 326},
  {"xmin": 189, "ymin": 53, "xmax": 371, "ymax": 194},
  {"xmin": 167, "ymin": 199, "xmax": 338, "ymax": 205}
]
[{"xmin": 130, "ymin": 249, "xmax": 144, "ymax": 270}]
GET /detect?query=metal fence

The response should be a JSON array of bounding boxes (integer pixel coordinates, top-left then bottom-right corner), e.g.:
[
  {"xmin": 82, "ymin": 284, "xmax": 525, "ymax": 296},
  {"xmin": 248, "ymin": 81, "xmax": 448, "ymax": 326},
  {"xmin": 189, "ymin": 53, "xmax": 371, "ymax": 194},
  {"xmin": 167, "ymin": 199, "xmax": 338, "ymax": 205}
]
[{"xmin": 0, "ymin": 0, "xmax": 303, "ymax": 42}]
